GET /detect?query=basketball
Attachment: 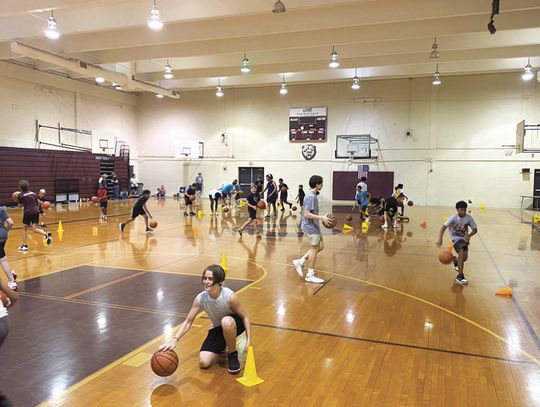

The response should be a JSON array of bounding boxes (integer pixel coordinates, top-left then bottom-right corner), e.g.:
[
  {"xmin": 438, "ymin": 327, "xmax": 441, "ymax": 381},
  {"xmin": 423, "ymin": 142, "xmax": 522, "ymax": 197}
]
[
  {"xmin": 0, "ymin": 291, "xmax": 10, "ymax": 308},
  {"xmin": 323, "ymin": 214, "xmax": 337, "ymax": 229},
  {"xmin": 223, "ymin": 207, "xmax": 230, "ymax": 213},
  {"xmin": 281, "ymin": 186, "xmax": 287, "ymax": 193},
  {"xmin": 346, "ymin": 215, "xmax": 353, "ymax": 222},
  {"xmin": 151, "ymin": 349, "xmax": 179, "ymax": 377},
  {"xmin": 189, "ymin": 195, "xmax": 195, "ymax": 201},
  {"xmin": 379, "ymin": 215, "xmax": 385, "ymax": 222},
  {"xmin": 42, "ymin": 201, "xmax": 51, "ymax": 210},
  {"xmin": 407, "ymin": 200, "xmax": 414, "ymax": 207},
  {"xmin": 438, "ymin": 250, "xmax": 453, "ymax": 265},
  {"xmin": 239, "ymin": 190, "xmax": 244, "ymax": 196},
  {"xmin": 149, "ymin": 219, "xmax": 158, "ymax": 228},
  {"xmin": 11, "ymin": 191, "xmax": 20, "ymax": 202},
  {"xmin": 257, "ymin": 200, "xmax": 266, "ymax": 209},
  {"xmin": 91, "ymin": 196, "xmax": 98, "ymax": 203},
  {"xmin": 291, "ymin": 205, "xmax": 297, "ymax": 211}
]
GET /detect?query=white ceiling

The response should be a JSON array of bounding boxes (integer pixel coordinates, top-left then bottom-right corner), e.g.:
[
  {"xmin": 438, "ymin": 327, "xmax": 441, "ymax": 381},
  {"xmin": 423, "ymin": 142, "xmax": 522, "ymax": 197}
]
[{"xmin": 1, "ymin": 0, "xmax": 539, "ymax": 93}]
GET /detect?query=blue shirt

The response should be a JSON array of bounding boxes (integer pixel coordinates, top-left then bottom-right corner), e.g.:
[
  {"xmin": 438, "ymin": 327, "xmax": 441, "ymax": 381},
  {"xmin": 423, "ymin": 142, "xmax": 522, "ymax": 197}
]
[
  {"xmin": 221, "ymin": 184, "xmax": 235, "ymax": 195},
  {"xmin": 301, "ymin": 190, "xmax": 320, "ymax": 235}
]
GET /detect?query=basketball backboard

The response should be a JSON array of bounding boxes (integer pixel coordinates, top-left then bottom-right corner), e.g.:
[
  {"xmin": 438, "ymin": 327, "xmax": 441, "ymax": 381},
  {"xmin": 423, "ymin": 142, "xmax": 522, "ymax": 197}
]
[
  {"xmin": 335, "ymin": 135, "xmax": 377, "ymax": 159},
  {"xmin": 516, "ymin": 120, "xmax": 540, "ymax": 153}
]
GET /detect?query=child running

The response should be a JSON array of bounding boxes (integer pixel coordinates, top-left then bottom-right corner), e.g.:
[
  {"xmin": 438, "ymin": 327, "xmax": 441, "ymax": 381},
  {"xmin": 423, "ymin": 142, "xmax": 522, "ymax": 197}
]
[
  {"xmin": 0, "ymin": 206, "xmax": 17, "ymax": 290},
  {"xmin": 436, "ymin": 200, "xmax": 478, "ymax": 285},
  {"xmin": 16, "ymin": 180, "xmax": 52, "ymax": 252},
  {"xmin": 238, "ymin": 184, "xmax": 262, "ymax": 238},
  {"xmin": 296, "ymin": 184, "xmax": 305, "ymax": 211},
  {"xmin": 278, "ymin": 178, "xmax": 293, "ymax": 211},
  {"xmin": 292, "ymin": 175, "xmax": 329, "ymax": 284},
  {"xmin": 97, "ymin": 184, "xmax": 108, "ymax": 220},
  {"xmin": 119, "ymin": 190, "xmax": 154, "ymax": 234},
  {"xmin": 160, "ymin": 264, "xmax": 252, "ymax": 374}
]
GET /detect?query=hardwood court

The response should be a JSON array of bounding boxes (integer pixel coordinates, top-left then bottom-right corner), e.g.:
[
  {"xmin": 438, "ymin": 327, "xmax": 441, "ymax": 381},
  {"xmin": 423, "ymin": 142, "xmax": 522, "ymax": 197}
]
[{"xmin": 1, "ymin": 199, "xmax": 539, "ymax": 406}]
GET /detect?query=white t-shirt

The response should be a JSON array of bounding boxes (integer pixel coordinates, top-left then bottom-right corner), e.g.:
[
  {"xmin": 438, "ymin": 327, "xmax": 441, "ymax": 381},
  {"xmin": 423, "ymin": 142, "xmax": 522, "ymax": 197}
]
[
  {"xmin": 208, "ymin": 188, "xmax": 221, "ymax": 198},
  {"xmin": 356, "ymin": 181, "xmax": 368, "ymax": 193},
  {"xmin": 444, "ymin": 214, "xmax": 478, "ymax": 242}
]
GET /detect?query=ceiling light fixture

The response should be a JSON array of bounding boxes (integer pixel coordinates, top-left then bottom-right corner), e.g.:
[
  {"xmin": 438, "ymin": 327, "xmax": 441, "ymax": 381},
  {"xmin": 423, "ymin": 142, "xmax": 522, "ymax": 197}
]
[
  {"xmin": 148, "ymin": 0, "xmax": 163, "ymax": 31},
  {"xmin": 240, "ymin": 53, "xmax": 250, "ymax": 73},
  {"xmin": 95, "ymin": 77, "xmax": 105, "ymax": 84},
  {"xmin": 272, "ymin": 0, "xmax": 286, "ymax": 13},
  {"xmin": 216, "ymin": 78, "xmax": 224, "ymax": 97},
  {"xmin": 432, "ymin": 64, "xmax": 442, "ymax": 86},
  {"xmin": 329, "ymin": 45, "xmax": 339, "ymax": 68},
  {"xmin": 522, "ymin": 58, "xmax": 534, "ymax": 81},
  {"xmin": 351, "ymin": 68, "xmax": 360, "ymax": 90},
  {"xmin": 164, "ymin": 61, "xmax": 173, "ymax": 79},
  {"xmin": 429, "ymin": 36, "xmax": 440, "ymax": 59},
  {"xmin": 279, "ymin": 74, "xmax": 288, "ymax": 95},
  {"xmin": 44, "ymin": 11, "xmax": 60, "ymax": 40}
]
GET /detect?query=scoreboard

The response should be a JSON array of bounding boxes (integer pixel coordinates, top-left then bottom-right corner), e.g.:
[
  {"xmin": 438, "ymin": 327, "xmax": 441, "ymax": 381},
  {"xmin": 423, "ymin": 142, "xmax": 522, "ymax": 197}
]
[{"xmin": 289, "ymin": 107, "xmax": 327, "ymax": 142}]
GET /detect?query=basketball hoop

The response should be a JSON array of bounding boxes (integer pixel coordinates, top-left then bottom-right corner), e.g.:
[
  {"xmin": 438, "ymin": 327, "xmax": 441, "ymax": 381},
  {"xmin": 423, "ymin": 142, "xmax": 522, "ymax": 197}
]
[
  {"xmin": 347, "ymin": 150, "xmax": 356, "ymax": 164},
  {"xmin": 501, "ymin": 144, "xmax": 515, "ymax": 157}
]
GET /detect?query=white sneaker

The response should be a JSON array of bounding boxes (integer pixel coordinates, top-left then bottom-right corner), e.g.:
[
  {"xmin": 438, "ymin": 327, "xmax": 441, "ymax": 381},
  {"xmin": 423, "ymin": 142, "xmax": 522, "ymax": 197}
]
[
  {"xmin": 305, "ymin": 274, "xmax": 325, "ymax": 284},
  {"xmin": 292, "ymin": 259, "xmax": 304, "ymax": 278},
  {"xmin": 382, "ymin": 223, "xmax": 388, "ymax": 229},
  {"xmin": 7, "ymin": 281, "xmax": 17, "ymax": 291}
]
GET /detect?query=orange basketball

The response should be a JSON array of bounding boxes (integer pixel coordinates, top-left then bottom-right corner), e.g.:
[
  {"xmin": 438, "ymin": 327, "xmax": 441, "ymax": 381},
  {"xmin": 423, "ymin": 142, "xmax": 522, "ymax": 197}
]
[
  {"xmin": 189, "ymin": 195, "xmax": 195, "ymax": 202},
  {"xmin": 257, "ymin": 200, "xmax": 266, "ymax": 209},
  {"xmin": 379, "ymin": 215, "xmax": 385, "ymax": 222},
  {"xmin": 346, "ymin": 215, "xmax": 353, "ymax": 222},
  {"xmin": 151, "ymin": 349, "xmax": 179, "ymax": 377},
  {"xmin": 223, "ymin": 207, "xmax": 230, "ymax": 213},
  {"xmin": 91, "ymin": 196, "xmax": 99, "ymax": 203},
  {"xmin": 291, "ymin": 205, "xmax": 297, "ymax": 211},
  {"xmin": 149, "ymin": 219, "xmax": 158, "ymax": 228},
  {"xmin": 0, "ymin": 291, "xmax": 10, "ymax": 308},
  {"xmin": 323, "ymin": 214, "xmax": 337, "ymax": 229},
  {"xmin": 42, "ymin": 201, "xmax": 51, "ymax": 210},
  {"xmin": 407, "ymin": 200, "xmax": 414, "ymax": 207},
  {"xmin": 11, "ymin": 191, "xmax": 20, "ymax": 202},
  {"xmin": 280, "ymin": 186, "xmax": 287, "ymax": 193},
  {"xmin": 438, "ymin": 250, "xmax": 453, "ymax": 265},
  {"xmin": 238, "ymin": 190, "xmax": 244, "ymax": 196}
]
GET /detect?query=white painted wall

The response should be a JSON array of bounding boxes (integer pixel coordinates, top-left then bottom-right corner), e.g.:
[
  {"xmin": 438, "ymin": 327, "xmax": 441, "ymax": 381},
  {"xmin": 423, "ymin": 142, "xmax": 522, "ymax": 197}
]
[{"xmin": 136, "ymin": 72, "xmax": 540, "ymax": 208}]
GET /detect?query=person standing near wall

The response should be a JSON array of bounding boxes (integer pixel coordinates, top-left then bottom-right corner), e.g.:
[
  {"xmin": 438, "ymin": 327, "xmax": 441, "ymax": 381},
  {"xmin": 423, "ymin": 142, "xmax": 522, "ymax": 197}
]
[{"xmin": 130, "ymin": 174, "xmax": 139, "ymax": 197}]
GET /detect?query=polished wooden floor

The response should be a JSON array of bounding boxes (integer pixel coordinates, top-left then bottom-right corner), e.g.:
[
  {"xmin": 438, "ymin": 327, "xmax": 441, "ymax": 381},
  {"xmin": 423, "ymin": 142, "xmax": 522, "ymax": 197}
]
[{"xmin": 1, "ymin": 198, "xmax": 539, "ymax": 406}]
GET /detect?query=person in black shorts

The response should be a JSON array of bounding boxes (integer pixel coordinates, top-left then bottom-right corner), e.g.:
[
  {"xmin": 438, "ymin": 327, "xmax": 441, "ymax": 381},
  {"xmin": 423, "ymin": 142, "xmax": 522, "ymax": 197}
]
[
  {"xmin": 277, "ymin": 178, "xmax": 293, "ymax": 212},
  {"xmin": 119, "ymin": 190, "xmax": 154, "ymax": 234},
  {"xmin": 296, "ymin": 185, "xmax": 305, "ymax": 211},
  {"xmin": 16, "ymin": 180, "xmax": 52, "ymax": 252},
  {"xmin": 382, "ymin": 194, "xmax": 404, "ymax": 229},
  {"xmin": 160, "ymin": 264, "xmax": 252, "ymax": 374},
  {"xmin": 261, "ymin": 174, "xmax": 278, "ymax": 220},
  {"xmin": 238, "ymin": 185, "xmax": 262, "ymax": 238},
  {"xmin": 184, "ymin": 183, "xmax": 197, "ymax": 216}
]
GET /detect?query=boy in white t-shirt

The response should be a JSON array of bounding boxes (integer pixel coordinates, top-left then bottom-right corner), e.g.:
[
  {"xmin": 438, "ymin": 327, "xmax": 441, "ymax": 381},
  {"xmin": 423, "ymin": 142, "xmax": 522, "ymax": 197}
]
[{"xmin": 436, "ymin": 201, "xmax": 478, "ymax": 285}]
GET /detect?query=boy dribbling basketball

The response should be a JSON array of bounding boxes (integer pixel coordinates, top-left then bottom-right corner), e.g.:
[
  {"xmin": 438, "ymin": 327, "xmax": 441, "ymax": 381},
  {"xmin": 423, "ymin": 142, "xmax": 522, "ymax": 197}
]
[
  {"xmin": 97, "ymin": 185, "xmax": 108, "ymax": 220},
  {"xmin": 436, "ymin": 201, "xmax": 478, "ymax": 285},
  {"xmin": 160, "ymin": 265, "xmax": 251, "ymax": 374},
  {"xmin": 119, "ymin": 190, "xmax": 154, "ymax": 234},
  {"xmin": 238, "ymin": 184, "xmax": 262, "ymax": 238},
  {"xmin": 184, "ymin": 183, "xmax": 197, "ymax": 216},
  {"xmin": 17, "ymin": 180, "xmax": 52, "ymax": 251}
]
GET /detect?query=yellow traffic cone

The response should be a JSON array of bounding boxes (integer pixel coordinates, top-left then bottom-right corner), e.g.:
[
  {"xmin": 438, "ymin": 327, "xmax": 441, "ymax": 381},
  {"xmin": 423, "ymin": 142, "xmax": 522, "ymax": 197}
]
[
  {"xmin": 361, "ymin": 221, "xmax": 369, "ymax": 231},
  {"xmin": 221, "ymin": 252, "xmax": 229, "ymax": 272},
  {"xmin": 533, "ymin": 214, "xmax": 540, "ymax": 224},
  {"xmin": 479, "ymin": 204, "xmax": 486, "ymax": 211},
  {"xmin": 495, "ymin": 287, "xmax": 512, "ymax": 296},
  {"xmin": 57, "ymin": 221, "xmax": 64, "ymax": 233},
  {"xmin": 197, "ymin": 210, "xmax": 203, "ymax": 218},
  {"xmin": 239, "ymin": 200, "xmax": 246, "ymax": 207},
  {"xmin": 442, "ymin": 217, "xmax": 448, "ymax": 223},
  {"xmin": 57, "ymin": 229, "xmax": 63, "ymax": 241},
  {"xmin": 236, "ymin": 346, "xmax": 264, "ymax": 387},
  {"xmin": 343, "ymin": 224, "xmax": 353, "ymax": 232}
]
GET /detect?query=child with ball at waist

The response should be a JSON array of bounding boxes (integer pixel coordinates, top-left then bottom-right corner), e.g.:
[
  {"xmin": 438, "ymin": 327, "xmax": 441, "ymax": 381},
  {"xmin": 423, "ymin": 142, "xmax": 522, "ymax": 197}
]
[
  {"xmin": 238, "ymin": 184, "xmax": 262, "ymax": 238},
  {"xmin": 160, "ymin": 264, "xmax": 252, "ymax": 374},
  {"xmin": 436, "ymin": 200, "xmax": 478, "ymax": 286}
]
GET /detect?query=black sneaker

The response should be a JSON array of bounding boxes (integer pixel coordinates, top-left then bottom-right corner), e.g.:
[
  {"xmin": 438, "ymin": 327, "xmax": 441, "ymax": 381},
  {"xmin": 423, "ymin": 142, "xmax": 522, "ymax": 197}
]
[
  {"xmin": 41, "ymin": 223, "xmax": 47, "ymax": 228},
  {"xmin": 119, "ymin": 223, "xmax": 125, "ymax": 232},
  {"xmin": 227, "ymin": 351, "xmax": 241, "ymax": 374},
  {"xmin": 146, "ymin": 228, "xmax": 154, "ymax": 234},
  {"xmin": 46, "ymin": 232, "xmax": 52, "ymax": 245},
  {"xmin": 189, "ymin": 212, "xmax": 196, "ymax": 216},
  {"xmin": 184, "ymin": 212, "xmax": 188, "ymax": 216},
  {"xmin": 455, "ymin": 274, "xmax": 468, "ymax": 285},
  {"xmin": 452, "ymin": 257, "xmax": 459, "ymax": 272}
]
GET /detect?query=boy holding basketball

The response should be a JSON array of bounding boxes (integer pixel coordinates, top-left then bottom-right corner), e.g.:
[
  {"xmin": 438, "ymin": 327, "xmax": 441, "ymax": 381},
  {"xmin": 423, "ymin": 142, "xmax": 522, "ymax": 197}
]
[
  {"xmin": 436, "ymin": 201, "xmax": 478, "ymax": 285},
  {"xmin": 97, "ymin": 184, "xmax": 108, "ymax": 220},
  {"xmin": 238, "ymin": 184, "xmax": 262, "ymax": 238},
  {"xmin": 17, "ymin": 180, "xmax": 52, "ymax": 251},
  {"xmin": 292, "ymin": 175, "xmax": 329, "ymax": 284},
  {"xmin": 119, "ymin": 190, "xmax": 154, "ymax": 234},
  {"xmin": 37, "ymin": 188, "xmax": 47, "ymax": 227},
  {"xmin": 184, "ymin": 183, "xmax": 197, "ymax": 216},
  {"xmin": 160, "ymin": 264, "xmax": 252, "ymax": 374}
]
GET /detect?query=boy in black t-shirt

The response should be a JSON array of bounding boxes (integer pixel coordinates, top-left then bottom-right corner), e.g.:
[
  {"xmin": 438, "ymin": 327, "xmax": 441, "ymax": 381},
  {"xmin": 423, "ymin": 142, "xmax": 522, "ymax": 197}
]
[
  {"xmin": 119, "ymin": 190, "xmax": 154, "ymax": 233},
  {"xmin": 184, "ymin": 183, "xmax": 197, "ymax": 216},
  {"xmin": 296, "ymin": 185, "xmax": 305, "ymax": 210},
  {"xmin": 238, "ymin": 185, "xmax": 261, "ymax": 238},
  {"xmin": 382, "ymin": 195, "xmax": 404, "ymax": 229},
  {"xmin": 278, "ymin": 178, "xmax": 293, "ymax": 211}
]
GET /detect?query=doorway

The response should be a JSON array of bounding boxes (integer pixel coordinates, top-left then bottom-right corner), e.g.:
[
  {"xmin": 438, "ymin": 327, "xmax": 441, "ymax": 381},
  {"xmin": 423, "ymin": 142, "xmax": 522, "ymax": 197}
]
[{"xmin": 238, "ymin": 167, "xmax": 264, "ymax": 196}]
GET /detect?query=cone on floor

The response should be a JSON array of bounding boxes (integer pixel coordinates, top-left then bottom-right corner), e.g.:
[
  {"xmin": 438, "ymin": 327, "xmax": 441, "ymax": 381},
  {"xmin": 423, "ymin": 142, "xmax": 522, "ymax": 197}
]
[
  {"xmin": 57, "ymin": 221, "xmax": 64, "ymax": 233},
  {"xmin": 236, "ymin": 346, "xmax": 264, "ymax": 387},
  {"xmin": 220, "ymin": 252, "xmax": 229, "ymax": 272},
  {"xmin": 533, "ymin": 214, "xmax": 540, "ymax": 224},
  {"xmin": 495, "ymin": 287, "xmax": 512, "ymax": 296},
  {"xmin": 442, "ymin": 217, "xmax": 448, "ymax": 223},
  {"xmin": 343, "ymin": 224, "xmax": 353, "ymax": 232},
  {"xmin": 239, "ymin": 200, "xmax": 246, "ymax": 207},
  {"xmin": 420, "ymin": 221, "xmax": 427, "ymax": 229},
  {"xmin": 197, "ymin": 210, "xmax": 203, "ymax": 218},
  {"xmin": 361, "ymin": 221, "xmax": 369, "ymax": 232},
  {"xmin": 479, "ymin": 204, "xmax": 486, "ymax": 211}
]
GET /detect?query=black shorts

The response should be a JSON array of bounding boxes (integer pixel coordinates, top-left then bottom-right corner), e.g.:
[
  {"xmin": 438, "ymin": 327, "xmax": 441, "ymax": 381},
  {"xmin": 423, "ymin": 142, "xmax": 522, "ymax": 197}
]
[
  {"xmin": 23, "ymin": 213, "xmax": 39, "ymax": 226},
  {"xmin": 200, "ymin": 314, "xmax": 245, "ymax": 354},
  {"xmin": 132, "ymin": 207, "xmax": 146, "ymax": 219},
  {"xmin": 195, "ymin": 184, "xmax": 202, "ymax": 192},
  {"xmin": 248, "ymin": 209, "xmax": 257, "ymax": 220},
  {"xmin": 453, "ymin": 240, "xmax": 469, "ymax": 252},
  {"xmin": 267, "ymin": 195, "xmax": 277, "ymax": 204},
  {"xmin": 0, "ymin": 240, "xmax": 6, "ymax": 258},
  {"xmin": 99, "ymin": 201, "xmax": 108, "ymax": 208},
  {"xmin": 185, "ymin": 197, "xmax": 192, "ymax": 206}
]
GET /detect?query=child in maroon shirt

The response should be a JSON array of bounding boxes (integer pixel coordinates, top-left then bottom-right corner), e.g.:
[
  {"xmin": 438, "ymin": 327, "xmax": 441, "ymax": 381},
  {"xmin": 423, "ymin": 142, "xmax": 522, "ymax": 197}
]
[
  {"xmin": 98, "ymin": 186, "xmax": 108, "ymax": 220},
  {"xmin": 17, "ymin": 180, "xmax": 52, "ymax": 252}
]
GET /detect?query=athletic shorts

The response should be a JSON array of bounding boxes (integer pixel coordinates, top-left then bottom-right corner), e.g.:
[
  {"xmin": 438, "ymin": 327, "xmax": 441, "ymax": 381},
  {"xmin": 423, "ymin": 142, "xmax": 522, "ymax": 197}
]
[
  {"xmin": 22, "ymin": 213, "xmax": 39, "ymax": 226},
  {"xmin": 99, "ymin": 201, "xmax": 108, "ymax": 208},
  {"xmin": 248, "ymin": 209, "xmax": 257, "ymax": 220},
  {"xmin": 200, "ymin": 314, "xmax": 245, "ymax": 354},
  {"xmin": 185, "ymin": 197, "xmax": 192, "ymax": 206},
  {"xmin": 132, "ymin": 207, "xmax": 146, "ymax": 219},
  {"xmin": 0, "ymin": 240, "xmax": 6, "ymax": 258},
  {"xmin": 307, "ymin": 233, "xmax": 322, "ymax": 246},
  {"xmin": 267, "ymin": 194, "xmax": 277, "ymax": 204},
  {"xmin": 453, "ymin": 239, "xmax": 469, "ymax": 252}
]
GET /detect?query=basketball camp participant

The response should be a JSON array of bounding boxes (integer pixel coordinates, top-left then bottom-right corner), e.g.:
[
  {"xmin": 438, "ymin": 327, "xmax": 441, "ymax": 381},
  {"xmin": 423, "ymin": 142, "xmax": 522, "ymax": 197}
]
[
  {"xmin": 97, "ymin": 183, "xmax": 108, "ymax": 220},
  {"xmin": 0, "ymin": 206, "xmax": 17, "ymax": 290},
  {"xmin": 436, "ymin": 201, "xmax": 478, "ymax": 285},
  {"xmin": 254, "ymin": 175, "xmax": 264, "ymax": 197},
  {"xmin": 261, "ymin": 174, "xmax": 278, "ymax": 220},
  {"xmin": 238, "ymin": 184, "xmax": 262, "ymax": 238},
  {"xmin": 393, "ymin": 183, "xmax": 408, "ymax": 216},
  {"xmin": 220, "ymin": 180, "xmax": 237, "ymax": 207},
  {"xmin": 296, "ymin": 184, "xmax": 305, "ymax": 211},
  {"xmin": 119, "ymin": 190, "xmax": 154, "ymax": 234},
  {"xmin": 208, "ymin": 187, "xmax": 222, "ymax": 215},
  {"xmin": 278, "ymin": 178, "xmax": 293, "ymax": 211},
  {"xmin": 184, "ymin": 183, "xmax": 197, "ymax": 216},
  {"xmin": 382, "ymin": 194, "xmax": 404, "ymax": 229},
  {"xmin": 0, "ymin": 277, "xmax": 17, "ymax": 346},
  {"xmin": 160, "ymin": 265, "xmax": 252, "ymax": 374},
  {"xmin": 16, "ymin": 180, "xmax": 52, "ymax": 252},
  {"xmin": 37, "ymin": 188, "xmax": 47, "ymax": 227},
  {"xmin": 292, "ymin": 175, "xmax": 329, "ymax": 284},
  {"xmin": 195, "ymin": 173, "xmax": 204, "ymax": 199},
  {"xmin": 352, "ymin": 185, "xmax": 369, "ymax": 220}
]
